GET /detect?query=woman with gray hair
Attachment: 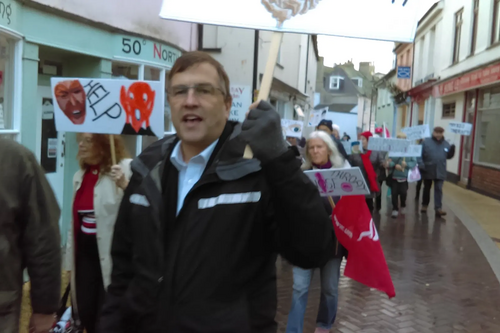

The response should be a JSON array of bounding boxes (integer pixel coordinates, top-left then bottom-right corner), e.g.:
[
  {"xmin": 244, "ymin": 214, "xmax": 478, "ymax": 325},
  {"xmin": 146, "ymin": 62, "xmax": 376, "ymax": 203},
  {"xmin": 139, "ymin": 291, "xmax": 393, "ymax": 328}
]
[{"xmin": 286, "ymin": 131, "xmax": 349, "ymax": 333}]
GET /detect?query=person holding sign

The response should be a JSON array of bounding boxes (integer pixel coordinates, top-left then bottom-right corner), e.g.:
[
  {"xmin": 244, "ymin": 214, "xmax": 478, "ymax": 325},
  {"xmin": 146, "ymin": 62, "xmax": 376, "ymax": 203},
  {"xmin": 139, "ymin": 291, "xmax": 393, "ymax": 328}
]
[
  {"xmin": 286, "ymin": 131, "xmax": 349, "ymax": 333},
  {"xmin": 65, "ymin": 133, "xmax": 132, "ymax": 333},
  {"xmin": 99, "ymin": 52, "xmax": 334, "ymax": 333},
  {"xmin": 348, "ymin": 131, "xmax": 385, "ymax": 213},
  {"xmin": 420, "ymin": 126, "xmax": 455, "ymax": 218},
  {"xmin": 316, "ymin": 119, "xmax": 348, "ymax": 160},
  {"xmin": 387, "ymin": 133, "xmax": 417, "ymax": 218}
]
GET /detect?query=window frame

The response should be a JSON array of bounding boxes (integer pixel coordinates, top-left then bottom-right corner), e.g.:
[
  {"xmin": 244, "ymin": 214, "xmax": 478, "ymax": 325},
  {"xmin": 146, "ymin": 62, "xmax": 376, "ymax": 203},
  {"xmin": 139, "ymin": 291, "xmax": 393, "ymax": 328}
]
[
  {"xmin": 352, "ymin": 77, "xmax": 363, "ymax": 88},
  {"xmin": 442, "ymin": 102, "xmax": 456, "ymax": 118},
  {"xmin": 492, "ymin": 0, "xmax": 500, "ymax": 45},
  {"xmin": 452, "ymin": 8, "xmax": 464, "ymax": 64},
  {"xmin": 329, "ymin": 76, "xmax": 342, "ymax": 90},
  {"xmin": 471, "ymin": 0, "xmax": 479, "ymax": 55},
  {"xmin": 0, "ymin": 30, "xmax": 23, "ymax": 142}
]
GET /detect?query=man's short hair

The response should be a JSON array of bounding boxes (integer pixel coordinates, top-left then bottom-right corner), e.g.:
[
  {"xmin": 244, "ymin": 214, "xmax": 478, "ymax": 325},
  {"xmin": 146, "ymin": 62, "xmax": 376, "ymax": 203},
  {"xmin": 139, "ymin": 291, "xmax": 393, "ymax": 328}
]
[
  {"xmin": 434, "ymin": 126, "xmax": 445, "ymax": 133},
  {"xmin": 168, "ymin": 51, "xmax": 232, "ymax": 103}
]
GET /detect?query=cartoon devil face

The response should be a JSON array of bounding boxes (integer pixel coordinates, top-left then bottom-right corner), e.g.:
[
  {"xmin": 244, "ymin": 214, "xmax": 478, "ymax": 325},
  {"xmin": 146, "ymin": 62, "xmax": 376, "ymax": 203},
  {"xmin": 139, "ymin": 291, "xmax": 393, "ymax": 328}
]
[
  {"xmin": 261, "ymin": 0, "xmax": 322, "ymax": 25},
  {"xmin": 120, "ymin": 82, "xmax": 156, "ymax": 133}
]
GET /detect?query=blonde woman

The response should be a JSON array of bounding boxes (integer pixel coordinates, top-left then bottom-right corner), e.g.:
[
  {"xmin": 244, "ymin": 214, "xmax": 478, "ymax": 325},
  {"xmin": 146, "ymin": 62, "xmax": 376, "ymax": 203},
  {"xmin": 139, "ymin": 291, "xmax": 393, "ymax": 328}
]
[
  {"xmin": 286, "ymin": 131, "xmax": 349, "ymax": 333},
  {"xmin": 65, "ymin": 133, "xmax": 132, "ymax": 333}
]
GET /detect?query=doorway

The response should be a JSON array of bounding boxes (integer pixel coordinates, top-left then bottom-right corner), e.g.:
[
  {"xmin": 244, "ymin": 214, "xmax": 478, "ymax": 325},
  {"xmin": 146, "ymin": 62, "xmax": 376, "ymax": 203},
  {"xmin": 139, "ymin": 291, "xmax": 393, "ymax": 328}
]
[{"xmin": 38, "ymin": 86, "xmax": 65, "ymax": 226}]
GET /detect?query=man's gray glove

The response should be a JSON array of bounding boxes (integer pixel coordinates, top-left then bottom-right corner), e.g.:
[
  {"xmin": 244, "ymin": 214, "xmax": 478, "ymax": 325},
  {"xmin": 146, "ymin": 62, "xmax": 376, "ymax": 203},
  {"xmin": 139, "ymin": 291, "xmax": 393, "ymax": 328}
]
[{"xmin": 241, "ymin": 101, "xmax": 288, "ymax": 164}]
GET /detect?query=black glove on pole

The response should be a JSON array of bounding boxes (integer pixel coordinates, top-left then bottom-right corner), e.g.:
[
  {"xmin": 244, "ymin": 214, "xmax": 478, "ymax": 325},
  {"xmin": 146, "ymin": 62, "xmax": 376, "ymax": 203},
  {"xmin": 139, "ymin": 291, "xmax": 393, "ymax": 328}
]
[{"xmin": 241, "ymin": 101, "xmax": 288, "ymax": 164}]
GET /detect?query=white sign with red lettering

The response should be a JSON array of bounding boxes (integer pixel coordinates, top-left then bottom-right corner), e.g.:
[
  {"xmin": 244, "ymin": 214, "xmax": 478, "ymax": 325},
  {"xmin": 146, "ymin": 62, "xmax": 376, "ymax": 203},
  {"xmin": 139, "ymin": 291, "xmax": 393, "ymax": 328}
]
[{"xmin": 229, "ymin": 85, "xmax": 252, "ymax": 123}]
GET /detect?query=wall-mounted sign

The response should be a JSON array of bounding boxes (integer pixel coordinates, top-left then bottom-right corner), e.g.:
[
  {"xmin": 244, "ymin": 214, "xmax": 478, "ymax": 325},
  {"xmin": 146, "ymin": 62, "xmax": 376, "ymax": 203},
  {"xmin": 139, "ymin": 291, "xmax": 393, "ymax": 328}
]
[
  {"xmin": 0, "ymin": 0, "xmax": 17, "ymax": 28},
  {"xmin": 115, "ymin": 35, "xmax": 182, "ymax": 68},
  {"xmin": 160, "ymin": 0, "xmax": 424, "ymax": 43},
  {"xmin": 397, "ymin": 66, "xmax": 411, "ymax": 79},
  {"xmin": 51, "ymin": 78, "xmax": 164, "ymax": 137},
  {"xmin": 433, "ymin": 63, "xmax": 500, "ymax": 97}
]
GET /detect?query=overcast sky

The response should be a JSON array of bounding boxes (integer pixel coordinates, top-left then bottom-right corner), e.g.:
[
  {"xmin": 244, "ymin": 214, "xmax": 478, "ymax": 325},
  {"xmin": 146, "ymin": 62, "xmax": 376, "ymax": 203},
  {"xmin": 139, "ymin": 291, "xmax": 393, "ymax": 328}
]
[{"xmin": 318, "ymin": 0, "xmax": 439, "ymax": 74}]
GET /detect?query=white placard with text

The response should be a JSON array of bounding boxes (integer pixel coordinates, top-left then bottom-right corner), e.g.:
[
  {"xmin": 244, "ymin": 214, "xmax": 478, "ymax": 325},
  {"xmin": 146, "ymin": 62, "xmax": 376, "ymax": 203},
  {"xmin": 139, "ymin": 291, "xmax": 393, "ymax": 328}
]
[
  {"xmin": 388, "ymin": 144, "xmax": 422, "ymax": 157},
  {"xmin": 448, "ymin": 122, "xmax": 472, "ymax": 136},
  {"xmin": 304, "ymin": 167, "xmax": 370, "ymax": 197},
  {"xmin": 229, "ymin": 85, "xmax": 252, "ymax": 123},
  {"xmin": 401, "ymin": 124, "xmax": 430, "ymax": 141},
  {"xmin": 367, "ymin": 137, "xmax": 411, "ymax": 153}
]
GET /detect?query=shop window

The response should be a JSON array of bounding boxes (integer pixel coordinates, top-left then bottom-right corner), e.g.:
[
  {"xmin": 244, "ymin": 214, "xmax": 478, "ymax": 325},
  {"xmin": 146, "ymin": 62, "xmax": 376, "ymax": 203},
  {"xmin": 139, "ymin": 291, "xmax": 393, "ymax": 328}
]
[
  {"xmin": 475, "ymin": 87, "xmax": 500, "ymax": 167},
  {"xmin": 145, "ymin": 66, "xmax": 161, "ymax": 81},
  {"xmin": 0, "ymin": 35, "xmax": 16, "ymax": 137},
  {"xmin": 442, "ymin": 102, "xmax": 456, "ymax": 118},
  {"xmin": 112, "ymin": 61, "xmax": 139, "ymax": 80}
]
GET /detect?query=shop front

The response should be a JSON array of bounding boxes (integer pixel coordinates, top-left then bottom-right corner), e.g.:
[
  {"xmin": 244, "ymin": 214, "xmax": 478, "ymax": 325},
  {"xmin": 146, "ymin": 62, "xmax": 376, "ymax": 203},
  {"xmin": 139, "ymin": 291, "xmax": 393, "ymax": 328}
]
[
  {"xmin": 16, "ymin": 2, "xmax": 184, "ymax": 243},
  {"xmin": 0, "ymin": 0, "xmax": 22, "ymax": 142},
  {"xmin": 433, "ymin": 62, "xmax": 500, "ymax": 198}
]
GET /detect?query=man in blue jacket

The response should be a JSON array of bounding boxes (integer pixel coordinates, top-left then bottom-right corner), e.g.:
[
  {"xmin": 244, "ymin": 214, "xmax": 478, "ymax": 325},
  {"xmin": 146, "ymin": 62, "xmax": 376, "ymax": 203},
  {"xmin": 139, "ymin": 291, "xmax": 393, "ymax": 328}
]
[{"xmin": 420, "ymin": 126, "xmax": 455, "ymax": 217}]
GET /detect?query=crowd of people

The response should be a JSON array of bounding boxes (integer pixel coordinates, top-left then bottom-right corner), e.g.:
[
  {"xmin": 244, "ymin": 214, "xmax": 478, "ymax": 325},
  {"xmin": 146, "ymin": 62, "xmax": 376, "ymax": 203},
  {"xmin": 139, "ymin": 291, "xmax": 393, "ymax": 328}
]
[{"xmin": 0, "ymin": 51, "xmax": 455, "ymax": 333}]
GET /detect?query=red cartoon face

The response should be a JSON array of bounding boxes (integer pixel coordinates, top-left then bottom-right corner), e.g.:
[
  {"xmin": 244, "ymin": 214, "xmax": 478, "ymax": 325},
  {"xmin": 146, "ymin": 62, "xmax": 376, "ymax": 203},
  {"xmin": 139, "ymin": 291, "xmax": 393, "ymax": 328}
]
[
  {"xmin": 120, "ymin": 82, "xmax": 156, "ymax": 133},
  {"xmin": 54, "ymin": 80, "xmax": 86, "ymax": 125}
]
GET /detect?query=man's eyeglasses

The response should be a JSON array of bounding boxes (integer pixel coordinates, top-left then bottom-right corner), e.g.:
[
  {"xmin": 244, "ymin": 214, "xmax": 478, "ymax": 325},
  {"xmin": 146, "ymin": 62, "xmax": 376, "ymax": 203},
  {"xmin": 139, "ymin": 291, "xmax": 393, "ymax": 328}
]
[{"xmin": 167, "ymin": 84, "xmax": 225, "ymax": 100}]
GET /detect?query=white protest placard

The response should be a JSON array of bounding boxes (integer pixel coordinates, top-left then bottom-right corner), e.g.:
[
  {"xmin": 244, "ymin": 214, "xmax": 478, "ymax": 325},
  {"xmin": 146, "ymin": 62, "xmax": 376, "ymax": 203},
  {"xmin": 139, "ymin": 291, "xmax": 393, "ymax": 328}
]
[
  {"xmin": 281, "ymin": 119, "xmax": 303, "ymax": 138},
  {"xmin": 342, "ymin": 141, "xmax": 352, "ymax": 155},
  {"xmin": 367, "ymin": 137, "xmax": 411, "ymax": 153},
  {"xmin": 388, "ymin": 144, "xmax": 422, "ymax": 157},
  {"xmin": 401, "ymin": 124, "xmax": 430, "ymax": 141},
  {"xmin": 51, "ymin": 78, "xmax": 164, "ymax": 137},
  {"xmin": 308, "ymin": 107, "xmax": 327, "ymax": 127},
  {"xmin": 304, "ymin": 167, "xmax": 370, "ymax": 197},
  {"xmin": 448, "ymin": 122, "xmax": 472, "ymax": 136},
  {"xmin": 229, "ymin": 85, "xmax": 252, "ymax": 123},
  {"xmin": 160, "ymin": 0, "xmax": 423, "ymax": 43}
]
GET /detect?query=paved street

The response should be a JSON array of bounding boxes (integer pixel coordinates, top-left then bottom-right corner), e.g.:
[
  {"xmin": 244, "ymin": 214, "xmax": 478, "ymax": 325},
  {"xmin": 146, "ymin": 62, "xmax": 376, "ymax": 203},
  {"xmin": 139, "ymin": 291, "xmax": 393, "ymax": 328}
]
[{"xmin": 276, "ymin": 186, "xmax": 500, "ymax": 333}]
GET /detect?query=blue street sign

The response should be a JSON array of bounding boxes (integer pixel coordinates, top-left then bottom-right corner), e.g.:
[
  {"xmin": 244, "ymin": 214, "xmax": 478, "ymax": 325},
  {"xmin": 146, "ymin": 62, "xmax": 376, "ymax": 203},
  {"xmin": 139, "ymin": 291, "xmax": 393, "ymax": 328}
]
[{"xmin": 397, "ymin": 66, "xmax": 411, "ymax": 79}]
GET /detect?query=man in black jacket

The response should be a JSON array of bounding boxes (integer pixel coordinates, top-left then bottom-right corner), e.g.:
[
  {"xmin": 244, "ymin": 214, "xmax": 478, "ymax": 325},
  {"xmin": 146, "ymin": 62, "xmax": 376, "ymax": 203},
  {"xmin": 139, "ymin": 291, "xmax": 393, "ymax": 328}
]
[{"xmin": 99, "ymin": 52, "xmax": 334, "ymax": 333}]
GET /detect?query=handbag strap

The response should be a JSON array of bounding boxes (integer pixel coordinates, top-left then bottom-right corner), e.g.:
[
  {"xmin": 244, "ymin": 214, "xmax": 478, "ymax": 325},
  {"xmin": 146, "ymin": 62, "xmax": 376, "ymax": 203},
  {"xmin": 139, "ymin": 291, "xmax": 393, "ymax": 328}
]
[{"xmin": 56, "ymin": 283, "xmax": 71, "ymax": 319}]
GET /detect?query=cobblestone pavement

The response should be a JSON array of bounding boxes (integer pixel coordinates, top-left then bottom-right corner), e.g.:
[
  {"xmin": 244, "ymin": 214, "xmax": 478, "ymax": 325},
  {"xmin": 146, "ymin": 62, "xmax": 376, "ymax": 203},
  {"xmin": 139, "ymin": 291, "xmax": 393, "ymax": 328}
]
[{"xmin": 276, "ymin": 188, "xmax": 500, "ymax": 333}]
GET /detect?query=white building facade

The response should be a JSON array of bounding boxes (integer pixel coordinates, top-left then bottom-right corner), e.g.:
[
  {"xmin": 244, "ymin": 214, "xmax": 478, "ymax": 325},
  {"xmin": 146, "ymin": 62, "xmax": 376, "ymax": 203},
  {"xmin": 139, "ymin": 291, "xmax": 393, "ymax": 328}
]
[
  {"xmin": 199, "ymin": 25, "xmax": 318, "ymax": 126},
  {"xmin": 409, "ymin": 0, "xmax": 500, "ymax": 198}
]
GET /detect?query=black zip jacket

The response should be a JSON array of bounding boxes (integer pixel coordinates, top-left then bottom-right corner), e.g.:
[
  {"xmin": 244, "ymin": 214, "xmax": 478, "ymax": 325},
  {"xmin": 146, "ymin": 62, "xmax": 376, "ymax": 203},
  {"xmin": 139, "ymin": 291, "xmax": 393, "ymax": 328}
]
[{"xmin": 99, "ymin": 122, "xmax": 334, "ymax": 333}]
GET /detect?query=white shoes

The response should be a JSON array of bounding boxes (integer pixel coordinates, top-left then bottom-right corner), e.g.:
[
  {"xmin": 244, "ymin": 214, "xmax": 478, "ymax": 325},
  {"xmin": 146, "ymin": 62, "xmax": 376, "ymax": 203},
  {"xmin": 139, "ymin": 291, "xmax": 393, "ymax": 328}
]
[{"xmin": 391, "ymin": 210, "xmax": 399, "ymax": 218}]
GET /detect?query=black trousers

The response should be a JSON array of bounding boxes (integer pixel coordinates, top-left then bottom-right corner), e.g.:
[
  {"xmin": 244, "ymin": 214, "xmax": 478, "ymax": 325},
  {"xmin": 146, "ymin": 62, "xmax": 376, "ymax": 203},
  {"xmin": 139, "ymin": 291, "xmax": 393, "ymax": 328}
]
[
  {"xmin": 416, "ymin": 179, "xmax": 423, "ymax": 199},
  {"xmin": 75, "ymin": 237, "xmax": 105, "ymax": 333},
  {"xmin": 365, "ymin": 198, "xmax": 374, "ymax": 213},
  {"xmin": 391, "ymin": 181, "xmax": 408, "ymax": 210},
  {"xmin": 375, "ymin": 181, "xmax": 383, "ymax": 210}
]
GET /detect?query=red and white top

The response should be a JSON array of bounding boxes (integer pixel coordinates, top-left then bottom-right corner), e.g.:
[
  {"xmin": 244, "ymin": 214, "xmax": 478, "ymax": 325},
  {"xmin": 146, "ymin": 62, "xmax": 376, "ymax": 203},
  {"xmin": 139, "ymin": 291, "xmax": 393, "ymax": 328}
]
[{"xmin": 73, "ymin": 165, "xmax": 100, "ymax": 236}]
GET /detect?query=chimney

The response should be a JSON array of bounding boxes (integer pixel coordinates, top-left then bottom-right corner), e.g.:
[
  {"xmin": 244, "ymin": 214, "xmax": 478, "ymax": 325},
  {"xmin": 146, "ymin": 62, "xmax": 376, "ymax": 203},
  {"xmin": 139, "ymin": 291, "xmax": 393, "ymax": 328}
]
[{"xmin": 359, "ymin": 62, "xmax": 374, "ymax": 77}]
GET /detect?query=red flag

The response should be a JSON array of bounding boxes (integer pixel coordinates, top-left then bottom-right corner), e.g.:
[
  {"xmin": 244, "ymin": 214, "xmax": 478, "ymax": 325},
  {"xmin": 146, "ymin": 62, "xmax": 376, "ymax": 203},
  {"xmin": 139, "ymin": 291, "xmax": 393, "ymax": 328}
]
[{"xmin": 332, "ymin": 195, "xmax": 396, "ymax": 298}]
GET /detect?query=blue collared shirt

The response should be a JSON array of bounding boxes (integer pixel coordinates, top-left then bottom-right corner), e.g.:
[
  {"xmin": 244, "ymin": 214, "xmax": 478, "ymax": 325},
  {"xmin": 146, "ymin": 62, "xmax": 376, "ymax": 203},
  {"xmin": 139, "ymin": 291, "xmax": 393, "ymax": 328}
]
[{"xmin": 170, "ymin": 139, "xmax": 219, "ymax": 215}]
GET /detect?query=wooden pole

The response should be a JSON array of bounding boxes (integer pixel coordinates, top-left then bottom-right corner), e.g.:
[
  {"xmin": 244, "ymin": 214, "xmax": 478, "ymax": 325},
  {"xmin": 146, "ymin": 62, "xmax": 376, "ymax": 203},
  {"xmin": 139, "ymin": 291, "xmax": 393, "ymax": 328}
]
[
  {"xmin": 327, "ymin": 196, "xmax": 336, "ymax": 210},
  {"xmin": 243, "ymin": 32, "xmax": 284, "ymax": 160},
  {"xmin": 110, "ymin": 135, "xmax": 117, "ymax": 165}
]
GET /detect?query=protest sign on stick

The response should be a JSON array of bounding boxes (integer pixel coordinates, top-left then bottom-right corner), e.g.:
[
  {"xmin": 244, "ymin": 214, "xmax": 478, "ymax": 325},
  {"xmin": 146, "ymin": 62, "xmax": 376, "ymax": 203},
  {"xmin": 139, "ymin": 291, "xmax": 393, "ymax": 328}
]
[
  {"xmin": 304, "ymin": 167, "xmax": 370, "ymax": 197},
  {"xmin": 401, "ymin": 124, "xmax": 430, "ymax": 141},
  {"xmin": 448, "ymin": 122, "xmax": 472, "ymax": 136},
  {"xmin": 51, "ymin": 78, "xmax": 164, "ymax": 163},
  {"xmin": 367, "ymin": 137, "xmax": 411, "ymax": 153},
  {"xmin": 281, "ymin": 119, "xmax": 304, "ymax": 138}
]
